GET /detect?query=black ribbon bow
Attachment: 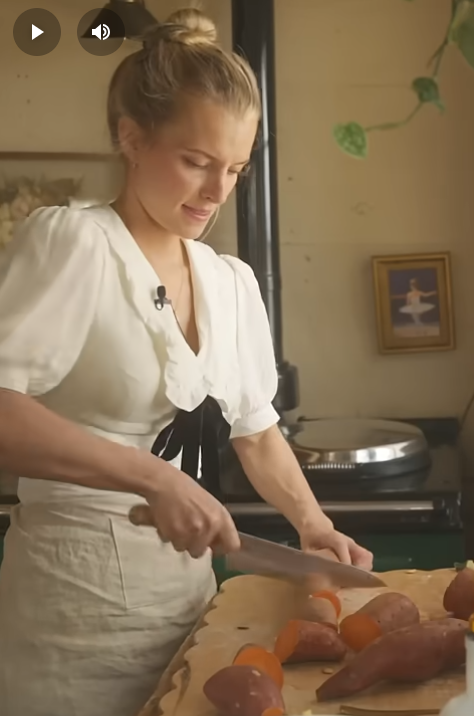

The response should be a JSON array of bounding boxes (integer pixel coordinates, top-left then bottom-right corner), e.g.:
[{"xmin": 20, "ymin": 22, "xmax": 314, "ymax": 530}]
[{"xmin": 150, "ymin": 396, "xmax": 230, "ymax": 500}]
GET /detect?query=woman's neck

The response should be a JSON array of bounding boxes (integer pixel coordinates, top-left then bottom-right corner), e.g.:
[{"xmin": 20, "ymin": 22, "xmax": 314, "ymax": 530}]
[{"xmin": 111, "ymin": 191, "xmax": 183, "ymax": 268}]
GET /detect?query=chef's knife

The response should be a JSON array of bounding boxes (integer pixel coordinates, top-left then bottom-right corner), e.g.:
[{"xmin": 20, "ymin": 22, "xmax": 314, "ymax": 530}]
[
  {"xmin": 226, "ymin": 532, "xmax": 386, "ymax": 589},
  {"xmin": 340, "ymin": 708, "xmax": 439, "ymax": 715},
  {"xmin": 128, "ymin": 505, "xmax": 385, "ymax": 589}
]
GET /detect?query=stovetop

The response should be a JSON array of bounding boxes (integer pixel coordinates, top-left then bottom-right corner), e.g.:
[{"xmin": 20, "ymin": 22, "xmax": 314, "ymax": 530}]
[
  {"xmin": 220, "ymin": 417, "xmax": 469, "ymax": 538},
  {"xmin": 308, "ymin": 442, "xmax": 462, "ymax": 502},
  {"xmin": 222, "ymin": 417, "xmax": 463, "ymax": 504},
  {"xmin": 311, "ymin": 416, "xmax": 462, "ymax": 497}
]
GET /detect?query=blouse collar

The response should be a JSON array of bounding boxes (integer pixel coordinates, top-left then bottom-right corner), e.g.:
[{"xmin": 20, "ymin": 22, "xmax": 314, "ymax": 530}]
[{"xmin": 84, "ymin": 203, "xmax": 240, "ymax": 419}]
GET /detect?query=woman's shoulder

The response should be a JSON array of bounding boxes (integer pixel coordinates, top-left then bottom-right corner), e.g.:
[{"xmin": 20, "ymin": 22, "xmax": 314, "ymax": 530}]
[
  {"xmin": 0, "ymin": 206, "xmax": 111, "ymax": 285},
  {"xmin": 17, "ymin": 203, "xmax": 107, "ymax": 239},
  {"xmin": 9, "ymin": 204, "xmax": 109, "ymax": 261},
  {"xmin": 190, "ymin": 240, "xmax": 257, "ymax": 286}
]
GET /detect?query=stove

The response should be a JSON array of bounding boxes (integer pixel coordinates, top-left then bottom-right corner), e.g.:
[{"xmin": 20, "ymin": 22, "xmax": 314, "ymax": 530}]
[
  {"xmin": 220, "ymin": 417, "xmax": 469, "ymax": 570},
  {"xmin": 288, "ymin": 417, "xmax": 431, "ymax": 478}
]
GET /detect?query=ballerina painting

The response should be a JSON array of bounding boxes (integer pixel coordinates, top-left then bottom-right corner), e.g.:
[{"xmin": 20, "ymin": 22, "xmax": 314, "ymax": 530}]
[
  {"xmin": 372, "ymin": 253, "xmax": 454, "ymax": 354},
  {"xmin": 389, "ymin": 272, "xmax": 440, "ymax": 337}
]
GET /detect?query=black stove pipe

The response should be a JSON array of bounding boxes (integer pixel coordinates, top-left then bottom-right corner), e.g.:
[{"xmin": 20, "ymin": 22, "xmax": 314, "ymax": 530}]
[{"xmin": 231, "ymin": 0, "xmax": 299, "ymax": 414}]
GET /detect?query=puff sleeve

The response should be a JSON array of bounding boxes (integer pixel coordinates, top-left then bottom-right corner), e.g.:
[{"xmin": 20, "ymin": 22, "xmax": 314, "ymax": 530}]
[
  {"xmin": 221, "ymin": 255, "xmax": 280, "ymax": 439},
  {"xmin": 0, "ymin": 206, "xmax": 105, "ymax": 396}
]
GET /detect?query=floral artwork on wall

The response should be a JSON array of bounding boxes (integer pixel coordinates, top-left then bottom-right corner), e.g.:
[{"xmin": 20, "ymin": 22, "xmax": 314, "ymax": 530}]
[
  {"xmin": 0, "ymin": 176, "xmax": 81, "ymax": 247},
  {"xmin": 0, "ymin": 150, "xmax": 122, "ymax": 249}
]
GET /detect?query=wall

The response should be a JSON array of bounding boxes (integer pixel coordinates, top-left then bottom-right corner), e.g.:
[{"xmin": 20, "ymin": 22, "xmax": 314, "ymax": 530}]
[
  {"xmin": 1, "ymin": 0, "xmax": 474, "ymax": 460},
  {"xmin": 273, "ymin": 0, "xmax": 474, "ymax": 429}
]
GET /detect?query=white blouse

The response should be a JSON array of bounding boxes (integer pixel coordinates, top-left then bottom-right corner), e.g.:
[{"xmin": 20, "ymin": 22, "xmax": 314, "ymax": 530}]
[{"xmin": 0, "ymin": 204, "xmax": 279, "ymax": 505}]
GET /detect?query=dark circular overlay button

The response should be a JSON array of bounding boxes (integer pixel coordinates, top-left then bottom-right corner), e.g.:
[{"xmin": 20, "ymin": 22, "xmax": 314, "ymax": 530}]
[
  {"xmin": 13, "ymin": 9, "xmax": 61, "ymax": 57},
  {"xmin": 77, "ymin": 9, "xmax": 125, "ymax": 56}
]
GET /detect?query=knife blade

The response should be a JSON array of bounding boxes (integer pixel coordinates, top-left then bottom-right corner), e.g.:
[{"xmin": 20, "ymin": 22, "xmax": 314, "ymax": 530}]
[
  {"xmin": 340, "ymin": 708, "xmax": 439, "ymax": 715},
  {"xmin": 226, "ymin": 533, "xmax": 386, "ymax": 589}
]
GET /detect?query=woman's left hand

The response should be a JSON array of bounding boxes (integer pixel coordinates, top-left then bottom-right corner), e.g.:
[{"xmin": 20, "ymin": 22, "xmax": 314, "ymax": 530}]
[{"xmin": 300, "ymin": 524, "xmax": 374, "ymax": 571}]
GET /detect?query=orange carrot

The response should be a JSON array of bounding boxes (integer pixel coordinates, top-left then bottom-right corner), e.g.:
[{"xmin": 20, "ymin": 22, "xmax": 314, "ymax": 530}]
[
  {"xmin": 262, "ymin": 708, "xmax": 285, "ymax": 716},
  {"xmin": 311, "ymin": 590, "xmax": 342, "ymax": 617},
  {"xmin": 339, "ymin": 613, "xmax": 383, "ymax": 652},
  {"xmin": 233, "ymin": 645, "xmax": 284, "ymax": 690}
]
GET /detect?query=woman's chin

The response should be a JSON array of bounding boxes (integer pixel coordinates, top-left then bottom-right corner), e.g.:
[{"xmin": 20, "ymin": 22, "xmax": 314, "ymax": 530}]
[
  {"xmin": 175, "ymin": 216, "xmax": 211, "ymax": 241},
  {"xmin": 180, "ymin": 227, "xmax": 206, "ymax": 240}
]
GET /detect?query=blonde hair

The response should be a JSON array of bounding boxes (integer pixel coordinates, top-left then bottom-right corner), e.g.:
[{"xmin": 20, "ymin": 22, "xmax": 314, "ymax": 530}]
[{"xmin": 107, "ymin": 7, "xmax": 261, "ymax": 150}]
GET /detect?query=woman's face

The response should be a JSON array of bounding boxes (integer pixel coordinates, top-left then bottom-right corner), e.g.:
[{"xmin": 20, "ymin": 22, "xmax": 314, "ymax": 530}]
[{"xmin": 120, "ymin": 97, "xmax": 258, "ymax": 239}]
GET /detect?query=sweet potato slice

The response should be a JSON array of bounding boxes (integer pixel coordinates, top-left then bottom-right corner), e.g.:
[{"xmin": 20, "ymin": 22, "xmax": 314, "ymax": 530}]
[
  {"xmin": 339, "ymin": 613, "xmax": 383, "ymax": 652},
  {"xmin": 300, "ymin": 596, "xmax": 338, "ymax": 630},
  {"xmin": 203, "ymin": 664, "xmax": 286, "ymax": 716},
  {"xmin": 274, "ymin": 619, "xmax": 347, "ymax": 664},
  {"xmin": 312, "ymin": 590, "xmax": 342, "ymax": 617},
  {"xmin": 340, "ymin": 592, "xmax": 420, "ymax": 651},
  {"xmin": 443, "ymin": 568, "xmax": 474, "ymax": 621},
  {"xmin": 317, "ymin": 617, "xmax": 467, "ymax": 702},
  {"xmin": 233, "ymin": 644, "xmax": 284, "ymax": 689}
]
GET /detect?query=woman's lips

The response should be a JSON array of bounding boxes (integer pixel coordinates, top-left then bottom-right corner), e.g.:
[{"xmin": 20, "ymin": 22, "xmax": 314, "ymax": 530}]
[{"xmin": 182, "ymin": 205, "xmax": 212, "ymax": 222}]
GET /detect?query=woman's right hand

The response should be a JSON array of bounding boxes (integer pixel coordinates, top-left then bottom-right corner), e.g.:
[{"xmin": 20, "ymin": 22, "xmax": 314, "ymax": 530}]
[{"xmin": 130, "ymin": 461, "xmax": 241, "ymax": 559}]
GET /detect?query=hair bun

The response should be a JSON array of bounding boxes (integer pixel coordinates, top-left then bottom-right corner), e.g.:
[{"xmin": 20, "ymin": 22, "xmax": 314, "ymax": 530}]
[
  {"xmin": 142, "ymin": 8, "xmax": 218, "ymax": 50},
  {"xmin": 167, "ymin": 8, "xmax": 218, "ymax": 45}
]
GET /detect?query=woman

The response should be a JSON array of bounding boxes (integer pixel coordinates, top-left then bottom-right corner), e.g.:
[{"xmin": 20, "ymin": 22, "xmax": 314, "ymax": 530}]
[{"xmin": 0, "ymin": 9, "xmax": 372, "ymax": 716}]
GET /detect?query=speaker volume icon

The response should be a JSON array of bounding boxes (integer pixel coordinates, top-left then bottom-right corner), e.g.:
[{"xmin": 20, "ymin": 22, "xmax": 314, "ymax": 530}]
[{"xmin": 91, "ymin": 24, "xmax": 110, "ymax": 40}]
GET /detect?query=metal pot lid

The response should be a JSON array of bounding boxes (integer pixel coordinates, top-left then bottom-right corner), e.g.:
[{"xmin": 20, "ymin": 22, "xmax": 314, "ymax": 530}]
[{"xmin": 289, "ymin": 419, "xmax": 428, "ymax": 466}]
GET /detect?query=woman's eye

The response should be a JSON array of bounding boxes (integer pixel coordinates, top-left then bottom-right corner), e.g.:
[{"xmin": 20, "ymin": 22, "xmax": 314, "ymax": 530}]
[
  {"xmin": 184, "ymin": 158, "xmax": 208, "ymax": 169},
  {"xmin": 229, "ymin": 165, "xmax": 250, "ymax": 176}
]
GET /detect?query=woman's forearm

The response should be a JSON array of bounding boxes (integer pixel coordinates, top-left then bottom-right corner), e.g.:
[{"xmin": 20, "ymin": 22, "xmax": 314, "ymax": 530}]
[
  {"xmin": 0, "ymin": 388, "xmax": 164, "ymax": 497},
  {"xmin": 232, "ymin": 424, "xmax": 333, "ymax": 533}
]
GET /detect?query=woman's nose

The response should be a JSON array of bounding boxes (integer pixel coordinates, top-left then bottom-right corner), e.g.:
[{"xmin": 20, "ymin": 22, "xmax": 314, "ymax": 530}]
[{"xmin": 201, "ymin": 174, "xmax": 228, "ymax": 205}]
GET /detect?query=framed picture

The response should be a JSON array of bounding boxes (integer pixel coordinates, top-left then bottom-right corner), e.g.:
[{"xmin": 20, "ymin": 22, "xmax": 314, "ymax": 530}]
[
  {"xmin": 0, "ymin": 151, "xmax": 122, "ymax": 249},
  {"xmin": 372, "ymin": 252, "xmax": 455, "ymax": 354}
]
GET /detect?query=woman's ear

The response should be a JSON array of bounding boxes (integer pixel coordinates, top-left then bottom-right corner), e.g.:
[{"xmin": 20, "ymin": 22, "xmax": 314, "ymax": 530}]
[{"xmin": 116, "ymin": 117, "xmax": 145, "ymax": 166}]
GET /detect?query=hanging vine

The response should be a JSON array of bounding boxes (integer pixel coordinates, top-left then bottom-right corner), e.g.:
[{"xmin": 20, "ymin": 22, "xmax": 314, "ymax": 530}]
[{"xmin": 334, "ymin": 0, "xmax": 474, "ymax": 157}]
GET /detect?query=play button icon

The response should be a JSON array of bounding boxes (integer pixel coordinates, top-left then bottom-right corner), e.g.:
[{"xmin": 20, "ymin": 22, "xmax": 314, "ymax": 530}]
[
  {"xmin": 14, "ymin": 9, "xmax": 61, "ymax": 56},
  {"xmin": 31, "ymin": 24, "xmax": 44, "ymax": 41}
]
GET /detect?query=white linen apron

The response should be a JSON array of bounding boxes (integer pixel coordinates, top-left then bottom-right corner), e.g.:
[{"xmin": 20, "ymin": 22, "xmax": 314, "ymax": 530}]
[
  {"xmin": 0, "ymin": 498, "xmax": 215, "ymax": 716},
  {"xmin": 0, "ymin": 204, "xmax": 279, "ymax": 716}
]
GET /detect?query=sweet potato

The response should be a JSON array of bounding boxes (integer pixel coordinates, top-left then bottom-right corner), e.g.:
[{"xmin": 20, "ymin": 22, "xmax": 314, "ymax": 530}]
[
  {"xmin": 233, "ymin": 644, "xmax": 284, "ymax": 689},
  {"xmin": 203, "ymin": 664, "xmax": 285, "ymax": 716},
  {"xmin": 339, "ymin": 592, "xmax": 420, "ymax": 651},
  {"xmin": 317, "ymin": 617, "xmax": 467, "ymax": 702},
  {"xmin": 273, "ymin": 619, "xmax": 347, "ymax": 664},
  {"xmin": 443, "ymin": 568, "xmax": 474, "ymax": 621}
]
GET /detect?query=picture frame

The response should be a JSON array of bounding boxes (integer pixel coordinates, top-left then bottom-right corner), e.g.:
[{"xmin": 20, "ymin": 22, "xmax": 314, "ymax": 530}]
[
  {"xmin": 0, "ymin": 151, "xmax": 122, "ymax": 249},
  {"xmin": 372, "ymin": 252, "xmax": 455, "ymax": 354}
]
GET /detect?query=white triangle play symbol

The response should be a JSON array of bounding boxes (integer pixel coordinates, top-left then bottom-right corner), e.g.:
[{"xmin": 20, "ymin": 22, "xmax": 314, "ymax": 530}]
[{"xmin": 31, "ymin": 24, "xmax": 44, "ymax": 40}]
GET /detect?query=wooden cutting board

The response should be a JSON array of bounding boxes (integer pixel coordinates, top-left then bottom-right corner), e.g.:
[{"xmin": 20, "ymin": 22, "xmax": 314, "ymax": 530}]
[{"xmin": 137, "ymin": 568, "xmax": 465, "ymax": 716}]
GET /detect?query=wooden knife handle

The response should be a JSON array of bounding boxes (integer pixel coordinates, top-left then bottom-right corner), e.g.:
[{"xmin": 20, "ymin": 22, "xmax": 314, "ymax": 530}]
[{"xmin": 129, "ymin": 504, "xmax": 155, "ymax": 527}]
